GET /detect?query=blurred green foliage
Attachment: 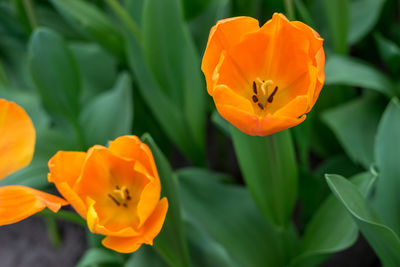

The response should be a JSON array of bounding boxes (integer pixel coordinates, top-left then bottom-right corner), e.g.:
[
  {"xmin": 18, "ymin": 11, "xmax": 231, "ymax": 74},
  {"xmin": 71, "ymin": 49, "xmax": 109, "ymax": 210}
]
[{"xmin": 1, "ymin": 0, "xmax": 400, "ymax": 266}]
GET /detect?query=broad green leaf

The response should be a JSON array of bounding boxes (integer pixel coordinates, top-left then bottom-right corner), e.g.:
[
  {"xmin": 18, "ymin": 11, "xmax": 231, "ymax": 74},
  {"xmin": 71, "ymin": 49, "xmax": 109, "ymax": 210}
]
[
  {"xmin": 293, "ymin": 0, "xmax": 315, "ymax": 28},
  {"xmin": 76, "ymin": 248, "xmax": 123, "ymax": 267},
  {"xmin": 80, "ymin": 72, "xmax": 133, "ymax": 147},
  {"xmin": 348, "ymin": 0, "xmax": 386, "ymax": 44},
  {"xmin": 28, "ymin": 27, "xmax": 81, "ymax": 121},
  {"xmin": 231, "ymin": 127, "xmax": 297, "ymax": 227},
  {"xmin": 291, "ymin": 172, "xmax": 375, "ymax": 267},
  {"xmin": 125, "ymin": 28, "xmax": 202, "ymax": 164},
  {"xmin": 322, "ymin": 94, "xmax": 385, "ymax": 168},
  {"xmin": 178, "ymin": 168, "xmax": 285, "ymax": 267},
  {"xmin": 326, "ymin": 174, "xmax": 400, "ymax": 267},
  {"xmin": 325, "ymin": 55, "xmax": 394, "ymax": 96},
  {"xmin": 126, "ymin": 245, "xmax": 168, "ymax": 267},
  {"xmin": 188, "ymin": 0, "xmax": 230, "ymax": 52},
  {"xmin": 50, "ymin": 0, "xmax": 123, "ymax": 58},
  {"xmin": 142, "ymin": 134, "xmax": 191, "ymax": 267},
  {"xmin": 185, "ymin": 220, "xmax": 238, "ymax": 267},
  {"xmin": 142, "ymin": 0, "xmax": 205, "ymax": 160},
  {"xmin": 374, "ymin": 32, "xmax": 400, "ymax": 74},
  {"xmin": 374, "ymin": 98, "xmax": 400, "ymax": 235},
  {"xmin": 322, "ymin": 0, "xmax": 349, "ymax": 54},
  {"xmin": 69, "ymin": 42, "xmax": 117, "ymax": 101}
]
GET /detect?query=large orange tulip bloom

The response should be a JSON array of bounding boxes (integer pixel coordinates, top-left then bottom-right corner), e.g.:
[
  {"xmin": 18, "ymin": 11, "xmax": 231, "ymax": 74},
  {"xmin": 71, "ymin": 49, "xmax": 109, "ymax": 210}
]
[
  {"xmin": 0, "ymin": 99, "xmax": 67, "ymax": 226},
  {"xmin": 48, "ymin": 135, "xmax": 168, "ymax": 253},
  {"xmin": 202, "ymin": 13, "xmax": 325, "ymax": 136}
]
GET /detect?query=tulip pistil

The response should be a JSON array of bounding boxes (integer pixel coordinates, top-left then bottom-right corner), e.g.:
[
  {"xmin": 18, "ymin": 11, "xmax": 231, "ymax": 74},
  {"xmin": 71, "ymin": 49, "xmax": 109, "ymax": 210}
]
[
  {"xmin": 251, "ymin": 78, "xmax": 277, "ymax": 111},
  {"xmin": 108, "ymin": 185, "xmax": 131, "ymax": 208}
]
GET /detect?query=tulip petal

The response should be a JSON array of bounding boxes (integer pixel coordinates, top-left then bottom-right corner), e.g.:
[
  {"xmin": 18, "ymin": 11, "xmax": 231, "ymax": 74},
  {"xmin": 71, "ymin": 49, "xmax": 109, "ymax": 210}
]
[
  {"xmin": 0, "ymin": 99, "xmax": 35, "ymax": 180},
  {"xmin": 0, "ymin": 185, "xmax": 67, "ymax": 226},
  {"xmin": 86, "ymin": 197, "xmax": 141, "ymax": 237},
  {"xmin": 48, "ymin": 151, "xmax": 87, "ymax": 217},
  {"xmin": 109, "ymin": 135, "xmax": 158, "ymax": 177},
  {"xmin": 202, "ymin": 17, "xmax": 259, "ymax": 95},
  {"xmin": 101, "ymin": 197, "xmax": 168, "ymax": 253},
  {"xmin": 259, "ymin": 13, "xmax": 311, "ymax": 94}
]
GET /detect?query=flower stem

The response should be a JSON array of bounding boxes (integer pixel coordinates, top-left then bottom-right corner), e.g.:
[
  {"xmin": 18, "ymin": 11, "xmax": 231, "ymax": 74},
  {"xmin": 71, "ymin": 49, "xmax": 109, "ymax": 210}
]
[
  {"xmin": 284, "ymin": 0, "xmax": 296, "ymax": 20},
  {"xmin": 37, "ymin": 209, "xmax": 86, "ymax": 227}
]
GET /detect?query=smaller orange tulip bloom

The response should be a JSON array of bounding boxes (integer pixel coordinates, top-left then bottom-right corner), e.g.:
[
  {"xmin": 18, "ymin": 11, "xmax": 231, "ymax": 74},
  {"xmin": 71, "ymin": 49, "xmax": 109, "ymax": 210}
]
[
  {"xmin": 202, "ymin": 13, "xmax": 325, "ymax": 136},
  {"xmin": 48, "ymin": 135, "xmax": 168, "ymax": 253},
  {"xmin": 0, "ymin": 99, "xmax": 67, "ymax": 226}
]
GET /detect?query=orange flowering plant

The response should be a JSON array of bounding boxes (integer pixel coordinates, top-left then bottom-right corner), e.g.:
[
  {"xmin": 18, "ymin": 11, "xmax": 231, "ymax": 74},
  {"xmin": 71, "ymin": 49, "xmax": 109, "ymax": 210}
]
[
  {"xmin": 48, "ymin": 135, "xmax": 168, "ymax": 253},
  {"xmin": 202, "ymin": 13, "xmax": 325, "ymax": 136},
  {"xmin": 0, "ymin": 99, "xmax": 67, "ymax": 226}
]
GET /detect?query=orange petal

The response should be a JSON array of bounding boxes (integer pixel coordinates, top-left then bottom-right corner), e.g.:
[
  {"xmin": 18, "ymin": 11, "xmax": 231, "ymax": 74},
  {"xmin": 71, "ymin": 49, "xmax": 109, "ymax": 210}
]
[
  {"xmin": 86, "ymin": 197, "xmax": 141, "ymax": 237},
  {"xmin": 202, "ymin": 17, "xmax": 260, "ymax": 95},
  {"xmin": 259, "ymin": 13, "xmax": 311, "ymax": 93},
  {"xmin": 0, "ymin": 185, "xmax": 67, "ymax": 226},
  {"xmin": 0, "ymin": 99, "xmax": 35, "ymax": 180},
  {"xmin": 101, "ymin": 197, "xmax": 168, "ymax": 253},
  {"xmin": 217, "ymin": 103, "xmax": 305, "ymax": 136},
  {"xmin": 48, "ymin": 151, "xmax": 87, "ymax": 217},
  {"xmin": 109, "ymin": 135, "xmax": 158, "ymax": 177}
]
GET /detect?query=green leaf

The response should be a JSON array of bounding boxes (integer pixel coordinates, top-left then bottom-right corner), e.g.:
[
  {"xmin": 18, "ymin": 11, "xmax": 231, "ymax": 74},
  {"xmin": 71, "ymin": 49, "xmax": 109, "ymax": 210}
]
[
  {"xmin": 322, "ymin": 0, "xmax": 349, "ymax": 54},
  {"xmin": 185, "ymin": 220, "xmax": 238, "ymax": 267},
  {"xmin": 0, "ymin": 162, "xmax": 49, "ymax": 189},
  {"xmin": 291, "ymin": 172, "xmax": 375, "ymax": 267},
  {"xmin": 76, "ymin": 248, "xmax": 123, "ymax": 267},
  {"xmin": 69, "ymin": 42, "xmax": 118, "ymax": 101},
  {"xmin": 231, "ymin": 127, "xmax": 297, "ymax": 227},
  {"xmin": 326, "ymin": 174, "xmax": 400, "ymax": 267},
  {"xmin": 374, "ymin": 32, "xmax": 400, "ymax": 75},
  {"xmin": 374, "ymin": 98, "xmax": 400, "ymax": 235},
  {"xmin": 325, "ymin": 55, "xmax": 394, "ymax": 96},
  {"xmin": 322, "ymin": 94, "xmax": 385, "ymax": 168},
  {"xmin": 188, "ymin": 0, "xmax": 230, "ymax": 52},
  {"xmin": 348, "ymin": 0, "xmax": 386, "ymax": 44},
  {"xmin": 178, "ymin": 168, "xmax": 285, "ymax": 267},
  {"xmin": 50, "ymin": 0, "xmax": 123, "ymax": 58},
  {"xmin": 142, "ymin": 0, "xmax": 205, "ymax": 159},
  {"xmin": 124, "ymin": 28, "xmax": 202, "ymax": 164},
  {"xmin": 80, "ymin": 72, "xmax": 133, "ymax": 147},
  {"xmin": 126, "ymin": 245, "xmax": 168, "ymax": 267},
  {"xmin": 28, "ymin": 27, "xmax": 81, "ymax": 121},
  {"xmin": 142, "ymin": 134, "xmax": 191, "ymax": 267}
]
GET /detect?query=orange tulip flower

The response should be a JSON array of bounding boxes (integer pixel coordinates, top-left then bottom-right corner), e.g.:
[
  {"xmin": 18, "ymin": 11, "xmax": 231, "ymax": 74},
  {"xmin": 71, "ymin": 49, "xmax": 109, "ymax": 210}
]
[
  {"xmin": 202, "ymin": 13, "xmax": 325, "ymax": 136},
  {"xmin": 48, "ymin": 135, "xmax": 168, "ymax": 253},
  {"xmin": 0, "ymin": 99, "xmax": 67, "ymax": 226}
]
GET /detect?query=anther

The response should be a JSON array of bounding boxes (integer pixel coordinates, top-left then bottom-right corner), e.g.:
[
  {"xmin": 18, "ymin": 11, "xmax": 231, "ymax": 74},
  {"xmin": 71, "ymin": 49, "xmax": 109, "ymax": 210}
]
[
  {"xmin": 267, "ymin": 86, "xmax": 278, "ymax": 103},
  {"xmin": 252, "ymin": 81, "xmax": 257, "ymax": 94},
  {"xmin": 123, "ymin": 203, "xmax": 128, "ymax": 208},
  {"xmin": 116, "ymin": 185, "xmax": 120, "ymax": 190},
  {"xmin": 108, "ymin": 194, "xmax": 120, "ymax": 206},
  {"xmin": 252, "ymin": 95, "xmax": 258, "ymax": 103},
  {"xmin": 125, "ymin": 189, "xmax": 131, "ymax": 201},
  {"xmin": 258, "ymin": 103, "xmax": 264, "ymax": 110}
]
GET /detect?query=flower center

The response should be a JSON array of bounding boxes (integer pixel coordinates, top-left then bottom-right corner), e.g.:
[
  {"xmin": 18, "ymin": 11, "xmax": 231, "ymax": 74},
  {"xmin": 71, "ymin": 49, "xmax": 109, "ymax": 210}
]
[
  {"xmin": 107, "ymin": 185, "xmax": 131, "ymax": 208},
  {"xmin": 251, "ymin": 78, "xmax": 278, "ymax": 111}
]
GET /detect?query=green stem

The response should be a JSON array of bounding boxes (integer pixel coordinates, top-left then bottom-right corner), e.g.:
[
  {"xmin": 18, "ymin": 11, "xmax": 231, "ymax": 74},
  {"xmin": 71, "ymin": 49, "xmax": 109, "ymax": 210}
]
[
  {"xmin": 22, "ymin": 0, "xmax": 38, "ymax": 30},
  {"xmin": 105, "ymin": 0, "xmax": 142, "ymax": 41},
  {"xmin": 37, "ymin": 209, "xmax": 86, "ymax": 227},
  {"xmin": 44, "ymin": 216, "xmax": 62, "ymax": 247},
  {"xmin": 284, "ymin": 0, "xmax": 295, "ymax": 20}
]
